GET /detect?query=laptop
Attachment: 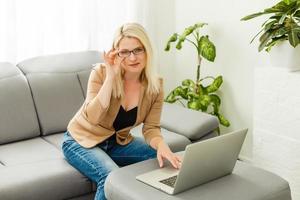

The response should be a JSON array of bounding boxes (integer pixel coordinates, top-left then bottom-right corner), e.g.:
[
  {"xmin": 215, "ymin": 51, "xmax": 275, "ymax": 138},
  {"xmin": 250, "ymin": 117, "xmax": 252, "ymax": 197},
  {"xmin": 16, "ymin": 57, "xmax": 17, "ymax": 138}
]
[{"xmin": 136, "ymin": 128, "xmax": 248, "ymax": 195}]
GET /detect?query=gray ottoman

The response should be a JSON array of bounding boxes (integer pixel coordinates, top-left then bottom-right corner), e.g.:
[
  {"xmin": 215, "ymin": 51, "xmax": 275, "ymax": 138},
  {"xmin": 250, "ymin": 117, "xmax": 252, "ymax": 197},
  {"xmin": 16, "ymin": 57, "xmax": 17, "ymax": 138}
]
[{"xmin": 104, "ymin": 154, "xmax": 291, "ymax": 200}]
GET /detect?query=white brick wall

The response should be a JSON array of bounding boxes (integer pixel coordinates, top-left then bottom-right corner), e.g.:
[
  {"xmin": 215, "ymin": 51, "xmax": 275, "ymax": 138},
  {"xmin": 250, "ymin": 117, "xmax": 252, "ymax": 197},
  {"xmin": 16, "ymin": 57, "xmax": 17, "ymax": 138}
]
[{"xmin": 253, "ymin": 67, "xmax": 300, "ymax": 200}]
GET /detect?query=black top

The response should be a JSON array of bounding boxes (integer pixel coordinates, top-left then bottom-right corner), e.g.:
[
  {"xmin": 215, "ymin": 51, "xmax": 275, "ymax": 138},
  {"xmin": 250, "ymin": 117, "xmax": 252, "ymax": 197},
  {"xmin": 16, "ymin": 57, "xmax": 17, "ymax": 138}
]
[{"xmin": 113, "ymin": 106, "xmax": 138, "ymax": 131}]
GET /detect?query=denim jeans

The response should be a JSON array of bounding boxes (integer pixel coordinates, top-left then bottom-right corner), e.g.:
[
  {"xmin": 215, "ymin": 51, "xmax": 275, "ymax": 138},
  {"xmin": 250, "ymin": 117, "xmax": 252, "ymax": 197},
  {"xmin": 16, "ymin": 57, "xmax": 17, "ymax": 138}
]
[{"xmin": 61, "ymin": 131, "xmax": 157, "ymax": 200}]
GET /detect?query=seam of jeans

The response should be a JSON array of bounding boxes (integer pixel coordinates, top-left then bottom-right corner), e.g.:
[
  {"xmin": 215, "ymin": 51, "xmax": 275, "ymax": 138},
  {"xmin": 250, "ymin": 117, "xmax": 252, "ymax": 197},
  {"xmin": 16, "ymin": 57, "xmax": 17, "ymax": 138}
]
[{"xmin": 64, "ymin": 143, "xmax": 99, "ymax": 172}]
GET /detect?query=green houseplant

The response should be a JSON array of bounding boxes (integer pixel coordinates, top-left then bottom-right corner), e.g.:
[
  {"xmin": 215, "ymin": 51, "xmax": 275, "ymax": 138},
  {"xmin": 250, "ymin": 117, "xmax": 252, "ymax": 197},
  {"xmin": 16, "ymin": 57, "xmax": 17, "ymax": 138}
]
[
  {"xmin": 164, "ymin": 22, "xmax": 230, "ymax": 128},
  {"xmin": 241, "ymin": 0, "xmax": 300, "ymax": 52}
]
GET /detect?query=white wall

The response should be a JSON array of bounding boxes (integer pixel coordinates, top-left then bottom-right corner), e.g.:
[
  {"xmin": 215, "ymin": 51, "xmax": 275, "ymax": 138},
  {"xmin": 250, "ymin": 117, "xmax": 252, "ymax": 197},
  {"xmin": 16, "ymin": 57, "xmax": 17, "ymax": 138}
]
[
  {"xmin": 151, "ymin": 0, "xmax": 279, "ymax": 159},
  {"xmin": 140, "ymin": 0, "xmax": 177, "ymax": 91},
  {"xmin": 253, "ymin": 67, "xmax": 300, "ymax": 199}
]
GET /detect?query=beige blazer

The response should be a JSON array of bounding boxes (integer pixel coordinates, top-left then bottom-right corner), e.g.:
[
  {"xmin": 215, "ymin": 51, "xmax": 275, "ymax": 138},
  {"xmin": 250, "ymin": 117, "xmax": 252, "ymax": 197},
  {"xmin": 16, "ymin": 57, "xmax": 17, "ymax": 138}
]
[{"xmin": 67, "ymin": 64, "xmax": 164, "ymax": 148}]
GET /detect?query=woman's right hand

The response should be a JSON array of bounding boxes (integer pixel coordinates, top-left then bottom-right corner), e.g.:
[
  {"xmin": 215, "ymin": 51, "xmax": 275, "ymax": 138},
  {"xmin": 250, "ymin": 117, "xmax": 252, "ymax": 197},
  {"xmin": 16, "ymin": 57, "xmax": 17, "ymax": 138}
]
[{"xmin": 103, "ymin": 49, "xmax": 124, "ymax": 80}]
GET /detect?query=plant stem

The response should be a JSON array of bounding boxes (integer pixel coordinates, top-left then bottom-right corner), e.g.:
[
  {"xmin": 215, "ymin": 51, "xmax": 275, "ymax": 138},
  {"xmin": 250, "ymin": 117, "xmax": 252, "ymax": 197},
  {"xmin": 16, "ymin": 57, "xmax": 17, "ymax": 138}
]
[
  {"xmin": 185, "ymin": 38, "xmax": 198, "ymax": 49},
  {"xmin": 195, "ymin": 54, "xmax": 202, "ymax": 94},
  {"xmin": 196, "ymin": 54, "xmax": 202, "ymax": 84},
  {"xmin": 195, "ymin": 28, "xmax": 202, "ymax": 94}
]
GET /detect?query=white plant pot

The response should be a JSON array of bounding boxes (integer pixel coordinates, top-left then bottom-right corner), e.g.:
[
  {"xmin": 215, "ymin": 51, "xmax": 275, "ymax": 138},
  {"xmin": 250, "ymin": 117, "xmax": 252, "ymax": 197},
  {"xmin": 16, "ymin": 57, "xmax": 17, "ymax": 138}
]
[{"xmin": 269, "ymin": 41, "xmax": 300, "ymax": 72}]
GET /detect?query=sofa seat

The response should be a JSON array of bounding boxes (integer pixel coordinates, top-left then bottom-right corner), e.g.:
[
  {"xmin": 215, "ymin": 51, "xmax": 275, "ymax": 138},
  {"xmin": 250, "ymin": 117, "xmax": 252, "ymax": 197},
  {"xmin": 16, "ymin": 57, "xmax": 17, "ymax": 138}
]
[
  {"xmin": 42, "ymin": 132, "xmax": 65, "ymax": 150},
  {"xmin": 0, "ymin": 159, "xmax": 93, "ymax": 200},
  {"xmin": 0, "ymin": 138, "xmax": 63, "ymax": 166},
  {"xmin": 0, "ymin": 138, "xmax": 94, "ymax": 200}
]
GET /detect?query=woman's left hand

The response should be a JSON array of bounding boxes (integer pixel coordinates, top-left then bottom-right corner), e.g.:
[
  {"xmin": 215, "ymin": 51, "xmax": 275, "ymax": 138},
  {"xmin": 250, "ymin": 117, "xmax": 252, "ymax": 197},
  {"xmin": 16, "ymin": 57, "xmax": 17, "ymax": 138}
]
[{"xmin": 157, "ymin": 141, "xmax": 182, "ymax": 169}]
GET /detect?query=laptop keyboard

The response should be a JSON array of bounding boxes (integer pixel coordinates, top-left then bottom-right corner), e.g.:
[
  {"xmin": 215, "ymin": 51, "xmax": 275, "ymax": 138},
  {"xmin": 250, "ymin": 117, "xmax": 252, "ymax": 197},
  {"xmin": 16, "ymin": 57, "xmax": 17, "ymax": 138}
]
[{"xmin": 159, "ymin": 175, "xmax": 178, "ymax": 188}]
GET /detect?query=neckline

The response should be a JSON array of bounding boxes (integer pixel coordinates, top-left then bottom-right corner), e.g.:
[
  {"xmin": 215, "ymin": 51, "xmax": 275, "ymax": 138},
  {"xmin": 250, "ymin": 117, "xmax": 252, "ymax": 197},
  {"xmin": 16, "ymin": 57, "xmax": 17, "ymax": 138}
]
[{"xmin": 120, "ymin": 105, "xmax": 138, "ymax": 112}]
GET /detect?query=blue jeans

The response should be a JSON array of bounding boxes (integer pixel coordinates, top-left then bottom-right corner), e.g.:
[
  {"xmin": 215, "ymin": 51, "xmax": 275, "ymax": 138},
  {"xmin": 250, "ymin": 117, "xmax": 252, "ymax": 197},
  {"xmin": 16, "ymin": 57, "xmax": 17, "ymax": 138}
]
[{"xmin": 61, "ymin": 131, "xmax": 157, "ymax": 200}]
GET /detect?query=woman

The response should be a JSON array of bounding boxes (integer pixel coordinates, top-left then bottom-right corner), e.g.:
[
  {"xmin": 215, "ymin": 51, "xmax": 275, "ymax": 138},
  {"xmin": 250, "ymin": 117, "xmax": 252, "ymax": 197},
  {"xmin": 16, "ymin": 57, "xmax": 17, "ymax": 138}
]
[{"xmin": 62, "ymin": 23, "xmax": 181, "ymax": 200}]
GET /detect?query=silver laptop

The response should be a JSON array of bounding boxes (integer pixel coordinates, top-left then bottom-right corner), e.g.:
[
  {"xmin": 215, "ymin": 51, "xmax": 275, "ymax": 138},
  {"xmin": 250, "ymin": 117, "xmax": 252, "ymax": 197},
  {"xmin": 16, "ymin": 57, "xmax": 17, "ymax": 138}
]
[{"xmin": 136, "ymin": 128, "xmax": 248, "ymax": 195}]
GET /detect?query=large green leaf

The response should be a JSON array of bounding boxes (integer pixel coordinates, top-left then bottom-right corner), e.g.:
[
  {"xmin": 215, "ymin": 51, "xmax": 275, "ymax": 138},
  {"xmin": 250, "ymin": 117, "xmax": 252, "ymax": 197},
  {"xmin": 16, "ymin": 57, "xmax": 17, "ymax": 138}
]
[
  {"xmin": 198, "ymin": 36, "xmax": 216, "ymax": 62},
  {"xmin": 206, "ymin": 76, "xmax": 223, "ymax": 93},
  {"xmin": 250, "ymin": 28, "xmax": 265, "ymax": 44},
  {"xmin": 265, "ymin": 36, "xmax": 287, "ymax": 52},
  {"xmin": 187, "ymin": 100, "xmax": 201, "ymax": 110},
  {"xmin": 182, "ymin": 79, "xmax": 195, "ymax": 88},
  {"xmin": 294, "ymin": 9, "xmax": 300, "ymax": 18},
  {"xmin": 259, "ymin": 29, "xmax": 273, "ymax": 42},
  {"xmin": 175, "ymin": 86, "xmax": 189, "ymax": 99},
  {"xmin": 182, "ymin": 26, "xmax": 195, "ymax": 38},
  {"xmin": 165, "ymin": 33, "xmax": 178, "ymax": 51},
  {"xmin": 198, "ymin": 84, "xmax": 207, "ymax": 95},
  {"xmin": 165, "ymin": 92, "xmax": 177, "ymax": 103},
  {"xmin": 283, "ymin": 0, "xmax": 292, "ymax": 5},
  {"xmin": 259, "ymin": 30, "xmax": 275, "ymax": 51},
  {"xmin": 264, "ymin": 20, "xmax": 277, "ymax": 31},
  {"xmin": 199, "ymin": 95, "xmax": 211, "ymax": 109},
  {"xmin": 288, "ymin": 28, "xmax": 300, "ymax": 47},
  {"xmin": 165, "ymin": 86, "xmax": 188, "ymax": 103},
  {"xmin": 273, "ymin": 27, "xmax": 288, "ymax": 37},
  {"xmin": 241, "ymin": 12, "xmax": 266, "ymax": 21},
  {"xmin": 187, "ymin": 92, "xmax": 199, "ymax": 99},
  {"xmin": 269, "ymin": 15, "xmax": 283, "ymax": 20},
  {"xmin": 176, "ymin": 33, "xmax": 187, "ymax": 49},
  {"xmin": 267, "ymin": 1, "xmax": 290, "ymax": 13},
  {"xmin": 193, "ymin": 22, "xmax": 207, "ymax": 29},
  {"xmin": 209, "ymin": 94, "xmax": 221, "ymax": 106},
  {"xmin": 176, "ymin": 36, "xmax": 185, "ymax": 50},
  {"xmin": 279, "ymin": 13, "xmax": 288, "ymax": 24},
  {"xmin": 217, "ymin": 114, "xmax": 230, "ymax": 127},
  {"xmin": 209, "ymin": 94, "xmax": 221, "ymax": 113}
]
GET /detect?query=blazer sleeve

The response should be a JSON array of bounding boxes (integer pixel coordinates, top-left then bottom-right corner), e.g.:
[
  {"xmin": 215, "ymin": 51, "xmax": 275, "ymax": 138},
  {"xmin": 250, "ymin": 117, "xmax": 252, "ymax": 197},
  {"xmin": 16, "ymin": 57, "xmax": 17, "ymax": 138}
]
[
  {"xmin": 82, "ymin": 64, "xmax": 109, "ymax": 125},
  {"xmin": 142, "ymin": 79, "xmax": 164, "ymax": 145}
]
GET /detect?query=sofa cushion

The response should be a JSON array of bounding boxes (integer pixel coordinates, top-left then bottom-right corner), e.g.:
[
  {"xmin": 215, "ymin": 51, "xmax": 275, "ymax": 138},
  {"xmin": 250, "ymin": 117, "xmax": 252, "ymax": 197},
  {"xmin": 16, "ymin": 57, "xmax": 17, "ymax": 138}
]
[
  {"xmin": 78, "ymin": 69, "xmax": 93, "ymax": 98},
  {"xmin": 26, "ymin": 73, "xmax": 84, "ymax": 135},
  {"xmin": 16, "ymin": 51, "xmax": 103, "ymax": 136},
  {"xmin": 0, "ymin": 160, "xmax": 93, "ymax": 200},
  {"xmin": 161, "ymin": 103, "xmax": 219, "ymax": 140},
  {"xmin": 0, "ymin": 63, "xmax": 40, "ymax": 145},
  {"xmin": 131, "ymin": 125, "xmax": 191, "ymax": 152},
  {"xmin": 0, "ymin": 137, "xmax": 63, "ymax": 166},
  {"xmin": 42, "ymin": 132, "xmax": 64, "ymax": 150},
  {"xmin": 17, "ymin": 51, "xmax": 101, "ymax": 73}
]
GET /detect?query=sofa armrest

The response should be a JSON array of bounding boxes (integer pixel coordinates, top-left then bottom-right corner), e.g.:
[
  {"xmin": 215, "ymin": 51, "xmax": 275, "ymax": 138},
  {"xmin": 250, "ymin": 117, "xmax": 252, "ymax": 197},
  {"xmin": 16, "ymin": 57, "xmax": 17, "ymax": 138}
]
[{"xmin": 160, "ymin": 102, "xmax": 219, "ymax": 140}]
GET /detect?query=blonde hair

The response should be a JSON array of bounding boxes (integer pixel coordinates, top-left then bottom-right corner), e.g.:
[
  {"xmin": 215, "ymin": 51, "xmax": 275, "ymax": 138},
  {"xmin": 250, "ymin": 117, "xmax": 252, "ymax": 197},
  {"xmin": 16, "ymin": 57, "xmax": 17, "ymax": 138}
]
[{"xmin": 111, "ymin": 22, "xmax": 160, "ymax": 99}]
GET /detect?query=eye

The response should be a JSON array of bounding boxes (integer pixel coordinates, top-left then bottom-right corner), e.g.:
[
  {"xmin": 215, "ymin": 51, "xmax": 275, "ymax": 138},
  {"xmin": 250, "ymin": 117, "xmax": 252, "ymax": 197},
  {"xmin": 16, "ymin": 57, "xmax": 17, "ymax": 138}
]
[
  {"xmin": 133, "ymin": 47, "xmax": 145, "ymax": 54},
  {"xmin": 118, "ymin": 50, "xmax": 130, "ymax": 56}
]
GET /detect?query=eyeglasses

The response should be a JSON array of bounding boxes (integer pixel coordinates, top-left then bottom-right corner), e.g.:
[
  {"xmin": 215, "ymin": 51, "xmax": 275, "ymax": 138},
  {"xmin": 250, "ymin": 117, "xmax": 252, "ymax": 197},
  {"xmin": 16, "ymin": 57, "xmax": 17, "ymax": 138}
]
[{"xmin": 117, "ymin": 47, "xmax": 145, "ymax": 58}]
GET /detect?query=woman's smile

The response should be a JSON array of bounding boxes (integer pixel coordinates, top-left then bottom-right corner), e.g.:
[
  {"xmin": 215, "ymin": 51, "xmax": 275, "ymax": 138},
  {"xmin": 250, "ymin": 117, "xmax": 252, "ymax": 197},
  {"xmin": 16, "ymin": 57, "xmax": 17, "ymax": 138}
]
[{"xmin": 128, "ymin": 63, "xmax": 140, "ymax": 67}]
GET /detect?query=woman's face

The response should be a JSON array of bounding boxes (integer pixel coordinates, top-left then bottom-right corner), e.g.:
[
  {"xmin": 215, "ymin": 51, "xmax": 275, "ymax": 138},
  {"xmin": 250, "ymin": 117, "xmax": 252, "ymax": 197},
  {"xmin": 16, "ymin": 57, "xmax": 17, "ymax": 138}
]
[{"xmin": 117, "ymin": 37, "xmax": 147, "ymax": 75}]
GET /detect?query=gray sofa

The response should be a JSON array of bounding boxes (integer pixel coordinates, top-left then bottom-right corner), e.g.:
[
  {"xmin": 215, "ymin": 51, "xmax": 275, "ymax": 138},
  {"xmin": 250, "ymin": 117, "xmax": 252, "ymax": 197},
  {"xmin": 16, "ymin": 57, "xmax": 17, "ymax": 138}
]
[{"xmin": 0, "ymin": 51, "xmax": 222, "ymax": 200}]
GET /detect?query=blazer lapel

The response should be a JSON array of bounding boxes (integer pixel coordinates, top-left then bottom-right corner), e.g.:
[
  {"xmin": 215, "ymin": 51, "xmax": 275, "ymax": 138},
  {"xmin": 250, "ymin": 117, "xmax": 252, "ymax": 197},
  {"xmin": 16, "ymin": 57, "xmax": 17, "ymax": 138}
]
[
  {"xmin": 109, "ymin": 96, "xmax": 121, "ymax": 128},
  {"xmin": 134, "ymin": 80, "xmax": 146, "ymax": 126}
]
